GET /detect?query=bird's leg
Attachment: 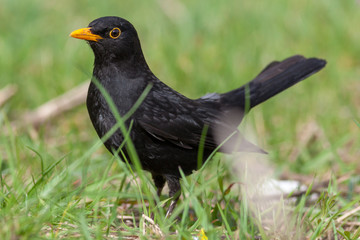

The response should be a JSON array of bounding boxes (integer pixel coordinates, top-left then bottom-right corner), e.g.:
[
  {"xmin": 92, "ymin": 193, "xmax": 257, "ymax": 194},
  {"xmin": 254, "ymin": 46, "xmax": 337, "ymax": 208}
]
[
  {"xmin": 165, "ymin": 175, "xmax": 181, "ymax": 218},
  {"xmin": 152, "ymin": 173, "xmax": 166, "ymax": 198},
  {"xmin": 151, "ymin": 174, "xmax": 166, "ymax": 219}
]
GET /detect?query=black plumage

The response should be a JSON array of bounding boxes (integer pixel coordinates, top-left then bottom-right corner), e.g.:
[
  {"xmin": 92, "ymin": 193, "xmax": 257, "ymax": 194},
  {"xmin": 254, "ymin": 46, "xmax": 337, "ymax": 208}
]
[{"xmin": 70, "ymin": 16, "xmax": 326, "ymax": 216}]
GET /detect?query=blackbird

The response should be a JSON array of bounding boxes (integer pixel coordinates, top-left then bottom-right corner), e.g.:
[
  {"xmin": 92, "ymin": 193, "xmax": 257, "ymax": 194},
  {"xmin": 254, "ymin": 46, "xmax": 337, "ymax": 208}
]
[{"xmin": 70, "ymin": 16, "xmax": 326, "ymax": 217}]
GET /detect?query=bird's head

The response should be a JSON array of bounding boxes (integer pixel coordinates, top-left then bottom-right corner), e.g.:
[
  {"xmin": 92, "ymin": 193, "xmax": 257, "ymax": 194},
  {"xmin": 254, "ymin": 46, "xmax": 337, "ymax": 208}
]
[{"xmin": 70, "ymin": 16, "xmax": 145, "ymax": 66}]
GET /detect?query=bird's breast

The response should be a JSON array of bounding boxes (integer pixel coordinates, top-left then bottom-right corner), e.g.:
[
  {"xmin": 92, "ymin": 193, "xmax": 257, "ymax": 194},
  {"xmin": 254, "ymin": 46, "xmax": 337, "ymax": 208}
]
[{"xmin": 86, "ymin": 82, "xmax": 124, "ymax": 146}]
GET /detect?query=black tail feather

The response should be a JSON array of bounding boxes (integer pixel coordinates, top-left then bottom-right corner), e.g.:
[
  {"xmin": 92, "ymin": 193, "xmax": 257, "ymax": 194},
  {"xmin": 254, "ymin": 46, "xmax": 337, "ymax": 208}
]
[{"xmin": 220, "ymin": 55, "xmax": 327, "ymax": 110}]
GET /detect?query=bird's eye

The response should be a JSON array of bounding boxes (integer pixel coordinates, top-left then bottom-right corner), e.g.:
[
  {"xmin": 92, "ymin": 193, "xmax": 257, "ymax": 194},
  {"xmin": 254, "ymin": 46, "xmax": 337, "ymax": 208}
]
[{"xmin": 109, "ymin": 28, "xmax": 121, "ymax": 39}]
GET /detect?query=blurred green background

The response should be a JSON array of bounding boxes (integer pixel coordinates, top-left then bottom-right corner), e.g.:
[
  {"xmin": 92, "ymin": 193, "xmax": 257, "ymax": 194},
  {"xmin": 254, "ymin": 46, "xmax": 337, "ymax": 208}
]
[
  {"xmin": 1, "ymin": 0, "xmax": 359, "ymax": 174},
  {"xmin": 1, "ymin": 0, "xmax": 360, "ymax": 238}
]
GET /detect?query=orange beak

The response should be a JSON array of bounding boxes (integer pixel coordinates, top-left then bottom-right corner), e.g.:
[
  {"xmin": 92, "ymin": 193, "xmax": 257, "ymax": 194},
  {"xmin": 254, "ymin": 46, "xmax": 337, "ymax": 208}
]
[{"xmin": 69, "ymin": 27, "xmax": 103, "ymax": 42}]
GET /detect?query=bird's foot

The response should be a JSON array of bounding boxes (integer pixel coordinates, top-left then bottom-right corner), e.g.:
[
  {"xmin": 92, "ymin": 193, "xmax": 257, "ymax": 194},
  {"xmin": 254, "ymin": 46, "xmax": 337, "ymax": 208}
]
[{"xmin": 165, "ymin": 199, "xmax": 178, "ymax": 218}]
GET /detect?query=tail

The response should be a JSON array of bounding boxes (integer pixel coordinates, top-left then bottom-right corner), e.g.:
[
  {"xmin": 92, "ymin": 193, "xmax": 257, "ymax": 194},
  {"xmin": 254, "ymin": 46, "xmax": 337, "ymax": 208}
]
[
  {"xmin": 220, "ymin": 55, "xmax": 327, "ymax": 111},
  {"xmin": 197, "ymin": 55, "xmax": 326, "ymax": 154}
]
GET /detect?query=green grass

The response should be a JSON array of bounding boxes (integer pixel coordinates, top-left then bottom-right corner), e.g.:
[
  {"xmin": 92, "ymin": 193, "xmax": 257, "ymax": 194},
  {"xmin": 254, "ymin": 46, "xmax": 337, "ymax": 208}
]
[{"xmin": 1, "ymin": 0, "xmax": 360, "ymax": 239}]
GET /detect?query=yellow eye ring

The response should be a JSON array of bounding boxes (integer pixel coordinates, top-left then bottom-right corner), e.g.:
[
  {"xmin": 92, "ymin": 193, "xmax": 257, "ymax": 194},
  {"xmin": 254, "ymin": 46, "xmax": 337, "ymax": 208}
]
[{"xmin": 109, "ymin": 28, "xmax": 121, "ymax": 39}]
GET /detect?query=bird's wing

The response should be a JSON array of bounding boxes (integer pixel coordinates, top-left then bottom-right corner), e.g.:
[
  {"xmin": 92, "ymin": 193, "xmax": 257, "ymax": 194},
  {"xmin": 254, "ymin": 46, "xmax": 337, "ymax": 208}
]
[
  {"xmin": 136, "ymin": 90, "xmax": 264, "ymax": 153},
  {"xmin": 136, "ymin": 89, "xmax": 219, "ymax": 150},
  {"xmin": 138, "ymin": 111, "xmax": 264, "ymax": 153}
]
